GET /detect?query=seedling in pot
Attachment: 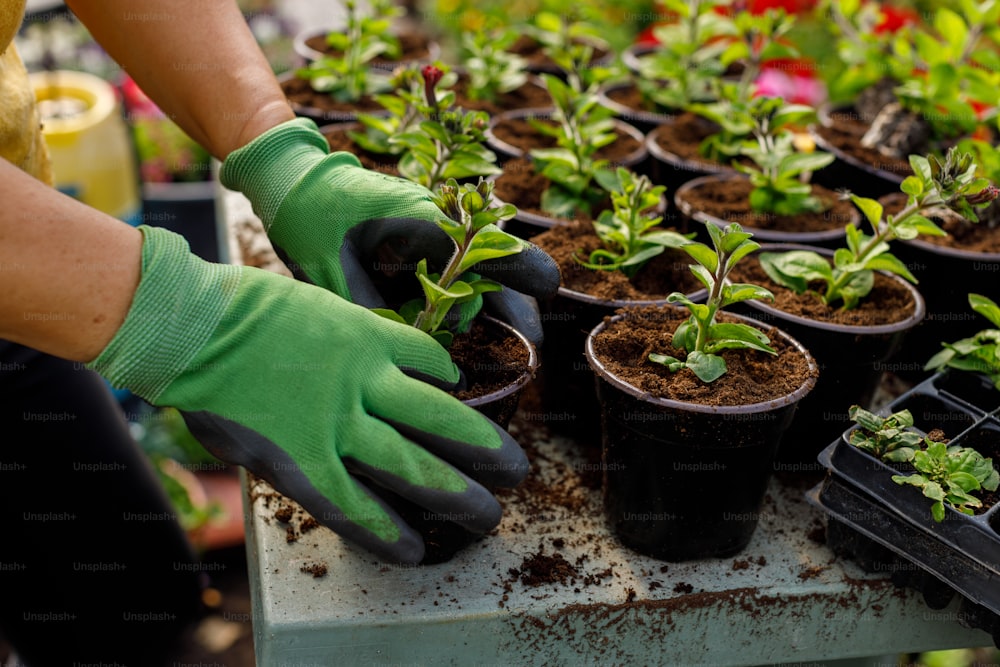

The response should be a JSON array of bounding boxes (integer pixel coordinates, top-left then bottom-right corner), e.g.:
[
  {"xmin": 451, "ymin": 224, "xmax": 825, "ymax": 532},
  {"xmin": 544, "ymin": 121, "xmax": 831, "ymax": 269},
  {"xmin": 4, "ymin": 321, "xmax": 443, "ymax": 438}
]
[
  {"xmin": 389, "ymin": 65, "xmax": 501, "ymax": 190},
  {"xmin": 925, "ymin": 293, "xmax": 1000, "ymax": 390},
  {"xmin": 758, "ymin": 147, "xmax": 1000, "ymax": 310},
  {"xmin": 732, "ymin": 96, "xmax": 835, "ymax": 216},
  {"xmin": 846, "ymin": 404, "xmax": 1000, "ymax": 522},
  {"xmin": 648, "ymin": 223, "xmax": 776, "ymax": 382},
  {"xmin": 372, "ymin": 178, "xmax": 521, "ymax": 347},
  {"xmin": 525, "ymin": 11, "xmax": 615, "ymax": 93},
  {"xmin": 574, "ymin": 167, "xmax": 691, "ymax": 278},
  {"xmin": 295, "ymin": 0, "xmax": 401, "ymax": 103},
  {"xmin": 634, "ymin": 0, "xmax": 738, "ymax": 110},
  {"xmin": 527, "ymin": 73, "xmax": 621, "ymax": 219},
  {"xmin": 458, "ymin": 27, "xmax": 529, "ymax": 104}
]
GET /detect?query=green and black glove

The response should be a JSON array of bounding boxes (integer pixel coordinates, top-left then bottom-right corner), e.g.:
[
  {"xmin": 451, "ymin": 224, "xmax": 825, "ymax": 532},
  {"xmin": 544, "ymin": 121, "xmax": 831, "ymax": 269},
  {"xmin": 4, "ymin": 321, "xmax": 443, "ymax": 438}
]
[
  {"xmin": 220, "ymin": 117, "xmax": 559, "ymax": 344},
  {"xmin": 89, "ymin": 226, "xmax": 528, "ymax": 564}
]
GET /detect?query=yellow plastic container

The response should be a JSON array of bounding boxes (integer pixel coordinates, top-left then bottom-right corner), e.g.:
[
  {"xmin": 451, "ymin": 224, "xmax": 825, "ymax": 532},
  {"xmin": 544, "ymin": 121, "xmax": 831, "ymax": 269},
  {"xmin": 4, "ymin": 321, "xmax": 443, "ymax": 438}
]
[{"xmin": 30, "ymin": 70, "xmax": 141, "ymax": 224}]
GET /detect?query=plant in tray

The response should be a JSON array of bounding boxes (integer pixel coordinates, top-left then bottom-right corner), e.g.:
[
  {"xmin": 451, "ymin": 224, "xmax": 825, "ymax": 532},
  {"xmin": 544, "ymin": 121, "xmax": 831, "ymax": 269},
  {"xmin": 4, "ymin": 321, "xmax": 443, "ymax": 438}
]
[
  {"xmin": 647, "ymin": 222, "xmax": 776, "ymax": 382},
  {"xmin": 846, "ymin": 406, "xmax": 1000, "ymax": 522},
  {"xmin": 759, "ymin": 148, "xmax": 999, "ymax": 310},
  {"xmin": 925, "ymin": 294, "xmax": 1000, "ymax": 390}
]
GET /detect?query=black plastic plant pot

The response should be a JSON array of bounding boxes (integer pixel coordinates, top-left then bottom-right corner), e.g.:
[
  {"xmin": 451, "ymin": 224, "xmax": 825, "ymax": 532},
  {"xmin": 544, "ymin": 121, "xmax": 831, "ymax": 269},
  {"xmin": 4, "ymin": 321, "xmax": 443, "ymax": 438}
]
[
  {"xmin": 645, "ymin": 123, "xmax": 736, "ymax": 220},
  {"xmin": 596, "ymin": 81, "xmax": 675, "ymax": 134},
  {"xmin": 278, "ymin": 71, "xmax": 391, "ymax": 125},
  {"xmin": 585, "ymin": 309, "xmax": 817, "ymax": 562},
  {"xmin": 891, "ymin": 234, "xmax": 1000, "ymax": 383},
  {"xmin": 808, "ymin": 477, "xmax": 1000, "ymax": 647},
  {"xmin": 737, "ymin": 244, "xmax": 926, "ymax": 468},
  {"xmin": 808, "ymin": 105, "xmax": 907, "ymax": 200},
  {"xmin": 673, "ymin": 173, "xmax": 860, "ymax": 249},
  {"xmin": 378, "ymin": 316, "xmax": 538, "ymax": 566}
]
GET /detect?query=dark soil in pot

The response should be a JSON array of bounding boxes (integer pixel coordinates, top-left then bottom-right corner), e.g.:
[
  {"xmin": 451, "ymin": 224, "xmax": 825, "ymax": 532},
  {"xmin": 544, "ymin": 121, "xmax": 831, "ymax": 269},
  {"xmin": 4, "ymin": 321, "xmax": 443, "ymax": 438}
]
[
  {"xmin": 674, "ymin": 173, "xmax": 858, "ymax": 246},
  {"xmin": 508, "ymin": 34, "xmax": 612, "ymax": 74},
  {"xmin": 451, "ymin": 75, "xmax": 552, "ymax": 115},
  {"xmin": 319, "ymin": 122, "xmax": 401, "ymax": 175},
  {"xmin": 729, "ymin": 246, "xmax": 925, "ymax": 468},
  {"xmin": 523, "ymin": 221, "xmax": 704, "ymax": 442},
  {"xmin": 587, "ymin": 305, "xmax": 817, "ymax": 560},
  {"xmin": 279, "ymin": 72, "xmax": 387, "ymax": 123},
  {"xmin": 809, "ymin": 107, "xmax": 909, "ymax": 199},
  {"xmin": 487, "ymin": 112, "xmax": 645, "ymax": 166},
  {"xmin": 597, "ymin": 81, "xmax": 674, "ymax": 133}
]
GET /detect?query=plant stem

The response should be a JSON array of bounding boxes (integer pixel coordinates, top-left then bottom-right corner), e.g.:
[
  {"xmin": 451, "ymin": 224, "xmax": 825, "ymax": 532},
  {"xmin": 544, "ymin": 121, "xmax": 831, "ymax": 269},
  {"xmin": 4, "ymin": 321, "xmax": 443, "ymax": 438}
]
[
  {"xmin": 694, "ymin": 250, "xmax": 726, "ymax": 353},
  {"xmin": 412, "ymin": 216, "xmax": 468, "ymax": 332}
]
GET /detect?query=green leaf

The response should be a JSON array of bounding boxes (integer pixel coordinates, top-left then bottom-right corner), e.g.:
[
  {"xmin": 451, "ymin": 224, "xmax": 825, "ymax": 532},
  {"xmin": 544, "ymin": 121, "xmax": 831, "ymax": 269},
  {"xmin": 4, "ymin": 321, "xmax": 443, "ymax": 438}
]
[
  {"xmin": 704, "ymin": 322, "xmax": 776, "ymax": 354},
  {"xmin": 648, "ymin": 353, "xmax": 687, "ymax": 373},
  {"xmin": 370, "ymin": 308, "xmax": 408, "ymax": 325},
  {"xmin": 456, "ymin": 230, "xmax": 524, "ymax": 274},
  {"xmin": 970, "ymin": 293, "xmax": 1000, "ymax": 329},
  {"xmin": 685, "ymin": 351, "xmax": 728, "ymax": 383},
  {"xmin": 682, "ymin": 242, "xmax": 719, "ymax": 274},
  {"xmin": 863, "ymin": 252, "xmax": 918, "ymax": 283},
  {"xmin": 721, "ymin": 283, "xmax": 774, "ymax": 307},
  {"xmin": 850, "ymin": 195, "xmax": 883, "ymax": 228}
]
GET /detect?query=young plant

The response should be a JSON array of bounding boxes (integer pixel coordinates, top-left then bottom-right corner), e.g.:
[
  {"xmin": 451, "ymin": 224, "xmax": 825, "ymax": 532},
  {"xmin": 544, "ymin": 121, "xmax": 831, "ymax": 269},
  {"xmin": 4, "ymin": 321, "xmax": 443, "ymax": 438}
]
[
  {"xmin": 528, "ymin": 74, "xmax": 621, "ymax": 219},
  {"xmin": 892, "ymin": 439, "xmax": 1000, "ymax": 522},
  {"xmin": 733, "ymin": 96, "xmax": 835, "ymax": 216},
  {"xmin": 295, "ymin": 0, "xmax": 401, "ymax": 103},
  {"xmin": 458, "ymin": 27, "xmax": 529, "ymax": 104},
  {"xmin": 925, "ymin": 293, "xmax": 1000, "ymax": 390},
  {"xmin": 526, "ymin": 10, "xmax": 615, "ymax": 93},
  {"xmin": 648, "ymin": 223, "xmax": 776, "ymax": 382},
  {"xmin": 634, "ymin": 0, "xmax": 738, "ymax": 110},
  {"xmin": 574, "ymin": 167, "xmax": 692, "ymax": 278},
  {"xmin": 847, "ymin": 405, "xmax": 923, "ymax": 463},
  {"xmin": 759, "ymin": 148, "xmax": 1000, "ymax": 310},
  {"xmin": 373, "ymin": 179, "xmax": 522, "ymax": 347},
  {"xmin": 389, "ymin": 65, "xmax": 501, "ymax": 190}
]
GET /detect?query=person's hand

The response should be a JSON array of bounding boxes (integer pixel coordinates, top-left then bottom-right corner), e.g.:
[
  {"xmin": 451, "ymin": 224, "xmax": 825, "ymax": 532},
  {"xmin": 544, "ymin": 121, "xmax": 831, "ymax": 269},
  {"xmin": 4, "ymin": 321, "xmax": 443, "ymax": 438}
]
[
  {"xmin": 89, "ymin": 227, "xmax": 529, "ymax": 564},
  {"xmin": 220, "ymin": 118, "xmax": 560, "ymax": 344}
]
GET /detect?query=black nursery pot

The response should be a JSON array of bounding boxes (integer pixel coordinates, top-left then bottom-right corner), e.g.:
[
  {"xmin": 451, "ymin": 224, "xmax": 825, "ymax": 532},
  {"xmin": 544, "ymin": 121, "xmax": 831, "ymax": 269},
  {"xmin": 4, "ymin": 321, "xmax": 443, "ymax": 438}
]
[
  {"xmin": 585, "ymin": 310, "xmax": 817, "ymax": 561},
  {"xmin": 645, "ymin": 122, "xmax": 737, "ymax": 218},
  {"xmin": 374, "ymin": 316, "xmax": 537, "ymax": 565},
  {"xmin": 737, "ymin": 244, "xmax": 926, "ymax": 469}
]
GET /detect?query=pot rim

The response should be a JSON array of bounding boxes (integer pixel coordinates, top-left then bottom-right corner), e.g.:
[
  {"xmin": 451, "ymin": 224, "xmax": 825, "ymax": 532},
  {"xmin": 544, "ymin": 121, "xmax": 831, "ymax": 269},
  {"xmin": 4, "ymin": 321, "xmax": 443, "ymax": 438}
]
[
  {"xmin": 674, "ymin": 172, "xmax": 861, "ymax": 245},
  {"xmin": 485, "ymin": 108, "xmax": 648, "ymax": 167},
  {"xmin": 644, "ymin": 121, "xmax": 737, "ymax": 177},
  {"xmin": 742, "ymin": 242, "xmax": 928, "ymax": 334},
  {"xmin": 595, "ymin": 81, "xmax": 675, "ymax": 127},
  {"xmin": 459, "ymin": 315, "xmax": 538, "ymax": 408},
  {"xmin": 292, "ymin": 25, "xmax": 441, "ymax": 68},
  {"xmin": 878, "ymin": 193, "xmax": 1000, "ymax": 261},
  {"xmin": 585, "ymin": 305, "xmax": 818, "ymax": 414}
]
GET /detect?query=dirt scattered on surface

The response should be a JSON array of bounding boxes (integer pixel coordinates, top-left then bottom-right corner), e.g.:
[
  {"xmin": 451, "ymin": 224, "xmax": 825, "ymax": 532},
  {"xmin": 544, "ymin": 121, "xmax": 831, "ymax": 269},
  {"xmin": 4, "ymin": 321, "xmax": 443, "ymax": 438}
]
[{"xmin": 300, "ymin": 561, "xmax": 329, "ymax": 578}]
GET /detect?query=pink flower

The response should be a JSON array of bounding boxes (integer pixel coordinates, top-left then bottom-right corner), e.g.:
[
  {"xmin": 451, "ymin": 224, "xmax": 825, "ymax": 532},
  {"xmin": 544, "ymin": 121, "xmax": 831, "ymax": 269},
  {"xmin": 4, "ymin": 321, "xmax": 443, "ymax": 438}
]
[{"xmin": 754, "ymin": 68, "xmax": 827, "ymax": 107}]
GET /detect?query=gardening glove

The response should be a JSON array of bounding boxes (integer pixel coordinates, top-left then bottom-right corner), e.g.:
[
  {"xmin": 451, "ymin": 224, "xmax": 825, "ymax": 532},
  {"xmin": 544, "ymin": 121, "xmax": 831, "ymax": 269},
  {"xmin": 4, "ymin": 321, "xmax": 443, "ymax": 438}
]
[
  {"xmin": 219, "ymin": 117, "xmax": 558, "ymax": 345},
  {"xmin": 88, "ymin": 226, "xmax": 529, "ymax": 564}
]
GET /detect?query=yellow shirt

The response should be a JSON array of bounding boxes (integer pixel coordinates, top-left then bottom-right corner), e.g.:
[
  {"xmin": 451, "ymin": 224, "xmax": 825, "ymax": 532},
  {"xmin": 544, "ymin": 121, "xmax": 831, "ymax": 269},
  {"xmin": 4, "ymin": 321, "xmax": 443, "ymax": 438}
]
[{"xmin": 1, "ymin": 0, "xmax": 53, "ymax": 184}]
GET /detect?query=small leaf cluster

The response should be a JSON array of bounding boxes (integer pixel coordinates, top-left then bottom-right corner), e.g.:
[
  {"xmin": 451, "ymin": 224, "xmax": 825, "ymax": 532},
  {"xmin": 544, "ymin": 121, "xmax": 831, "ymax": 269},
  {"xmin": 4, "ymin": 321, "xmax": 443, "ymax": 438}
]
[
  {"xmin": 528, "ymin": 75, "xmax": 621, "ymax": 219},
  {"xmin": 634, "ymin": 0, "xmax": 738, "ymax": 110},
  {"xmin": 527, "ymin": 11, "xmax": 616, "ymax": 93},
  {"xmin": 926, "ymin": 293, "xmax": 1000, "ymax": 390},
  {"xmin": 389, "ymin": 66, "xmax": 501, "ymax": 190},
  {"xmin": 648, "ymin": 223, "xmax": 776, "ymax": 383},
  {"xmin": 848, "ymin": 404, "xmax": 1000, "ymax": 522},
  {"xmin": 848, "ymin": 406, "xmax": 923, "ymax": 462},
  {"xmin": 732, "ymin": 96, "xmax": 835, "ymax": 216},
  {"xmin": 295, "ymin": 0, "xmax": 401, "ymax": 103},
  {"xmin": 458, "ymin": 27, "xmax": 529, "ymax": 104},
  {"xmin": 373, "ymin": 179, "xmax": 522, "ymax": 347},
  {"xmin": 574, "ymin": 167, "xmax": 692, "ymax": 278},
  {"xmin": 759, "ymin": 148, "xmax": 998, "ymax": 310}
]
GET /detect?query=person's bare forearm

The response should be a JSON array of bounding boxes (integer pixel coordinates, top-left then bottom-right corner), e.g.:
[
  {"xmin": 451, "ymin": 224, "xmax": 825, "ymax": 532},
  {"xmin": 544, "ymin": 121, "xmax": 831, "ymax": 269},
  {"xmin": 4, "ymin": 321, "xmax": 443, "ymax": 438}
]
[
  {"xmin": 65, "ymin": 0, "xmax": 295, "ymax": 159},
  {"xmin": 0, "ymin": 159, "xmax": 142, "ymax": 362}
]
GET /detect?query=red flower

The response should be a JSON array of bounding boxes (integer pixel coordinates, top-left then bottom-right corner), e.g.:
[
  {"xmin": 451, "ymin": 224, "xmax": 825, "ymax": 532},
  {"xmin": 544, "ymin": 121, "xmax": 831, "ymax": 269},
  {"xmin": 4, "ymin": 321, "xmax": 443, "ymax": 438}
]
[
  {"xmin": 421, "ymin": 65, "xmax": 444, "ymax": 112},
  {"xmin": 748, "ymin": 0, "xmax": 816, "ymax": 14},
  {"xmin": 874, "ymin": 5, "xmax": 920, "ymax": 34}
]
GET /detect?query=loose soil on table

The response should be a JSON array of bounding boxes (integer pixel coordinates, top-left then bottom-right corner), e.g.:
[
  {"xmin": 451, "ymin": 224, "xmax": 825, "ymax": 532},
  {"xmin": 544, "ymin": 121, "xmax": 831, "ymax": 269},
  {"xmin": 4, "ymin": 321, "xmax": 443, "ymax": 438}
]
[
  {"xmin": 303, "ymin": 31, "xmax": 434, "ymax": 64},
  {"xmin": 489, "ymin": 118, "xmax": 642, "ymax": 163},
  {"xmin": 678, "ymin": 178, "xmax": 857, "ymax": 234},
  {"xmin": 590, "ymin": 305, "xmax": 817, "ymax": 406},
  {"xmin": 530, "ymin": 219, "xmax": 702, "ymax": 301},
  {"xmin": 812, "ymin": 109, "xmax": 912, "ymax": 179},
  {"xmin": 321, "ymin": 125, "xmax": 401, "ymax": 175},
  {"xmin": 882, "ymin": 192, "xmax": 1000, "ymax": 254},
  {"xmin": 730, "ymin": 256, "xmax": 917, "ymax": 326},
  {"xmin": 281, "ymin": 74, "xmax": 386, "ymax": 116}
]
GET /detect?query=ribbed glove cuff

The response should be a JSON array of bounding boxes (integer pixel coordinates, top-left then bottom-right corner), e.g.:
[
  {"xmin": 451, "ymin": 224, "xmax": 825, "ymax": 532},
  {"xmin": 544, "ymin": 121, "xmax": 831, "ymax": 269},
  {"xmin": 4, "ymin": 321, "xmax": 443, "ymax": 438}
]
[
  {"xmin": 219, "ymin": 117, "xmax": 332, "ymax": 229},
  {"xmin": 87, "ymin": 226, "xmax": 242, "ymax": 403}
]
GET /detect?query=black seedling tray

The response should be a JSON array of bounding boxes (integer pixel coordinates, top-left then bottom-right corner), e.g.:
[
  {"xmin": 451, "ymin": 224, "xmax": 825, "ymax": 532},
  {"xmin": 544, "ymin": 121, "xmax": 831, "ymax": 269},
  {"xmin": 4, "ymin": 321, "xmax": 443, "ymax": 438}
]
[
  {"xmin": 807, "ymin": 477, "xmax": 1000, "ymax": 646},
  {"xmin": 818, "ymin": 372, "xmax": 1000, "ymax": 573}
]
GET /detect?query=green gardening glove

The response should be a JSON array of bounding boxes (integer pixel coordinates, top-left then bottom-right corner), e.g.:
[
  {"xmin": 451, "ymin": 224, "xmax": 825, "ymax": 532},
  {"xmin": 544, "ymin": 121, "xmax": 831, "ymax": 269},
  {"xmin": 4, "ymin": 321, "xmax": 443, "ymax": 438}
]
[
  {"xmin": 220, "ymin": 117, "xmax": 560, "ymax": 344},
  {"xmin": 89, "ymin": 226, "xmax": 528, "ymax": 564}
]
